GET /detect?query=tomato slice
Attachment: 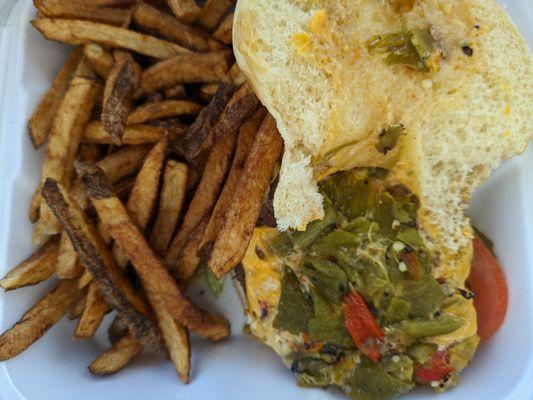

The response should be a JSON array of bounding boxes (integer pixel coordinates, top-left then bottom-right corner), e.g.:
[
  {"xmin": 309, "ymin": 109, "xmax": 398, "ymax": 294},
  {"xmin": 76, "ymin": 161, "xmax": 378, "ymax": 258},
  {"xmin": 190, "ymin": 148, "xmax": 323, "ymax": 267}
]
[
  {"xmin": 343, "ymin": 290, "xmax": 384, "ymax": 362},
  {"xmin": 467, "ymin": 236, "xmax": 509, "ymax": 341},
  {"xmin": 414, "ymin": 351, "xmax": 454, "ymax": 383}
]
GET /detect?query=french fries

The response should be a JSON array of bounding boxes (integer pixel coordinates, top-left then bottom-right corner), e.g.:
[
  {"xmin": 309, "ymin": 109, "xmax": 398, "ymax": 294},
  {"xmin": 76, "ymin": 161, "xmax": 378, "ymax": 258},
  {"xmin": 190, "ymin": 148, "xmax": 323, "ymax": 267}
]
[
  {"xmin": 41, "ymin": 178, "xmax": 164, "ymax": 352},
  {"xmin": 167, "ymin": 0, "xmax": 201, "ymax": 24},
  {"xmin": 28, "ymin": 47, "xmax": 83, "ymax": 150},
  {"xmin": 89, "ymin": 332, "xmax": 143, "ymax": 375},
  {"xmin": 102, "ymin": 50, "xmax": 142, "ymax": 145},
  {"xmin": 108, "ymin": 316, "xmax": 128, "ymax": 344},
  {"xmin": 176, "ymin": 218, "xmax": 208, "ymax": 281},
  {"xmin": 71, "ymin": 0, "xmax": 134, "ymax": 5},
  {"xmin": 33, "ymin": 58, "xmax": 101, "ymax": 245},
  {"xmin": 165, "ymin": 128, "xmax": 238, "ymax": 268},
  {"xmin": 150, "ymin": 161, "xmax": 188, "ymax": 256},
  {"xmin": 164, "ymin": 84, "xmax": 187, "ymax": 100},
  {"xmin": 208, "ymin": 115, "xmax": 283, "ymax": 278},
  {"xmin": 197, "ymin": 0, "xmax": 231, "ymax": 32},
  {"xmin": 127, "ymin": 100, "xmax": 202, "ymax": 125},
  {"xmin": 77, "ymin": 163, "xmax": 230, "ymax": 341},
  {"xmin": 34, "ymin": 0, "xmax": 132, "ymax": 27},
  {"xmin": 0, "ymin": 279, "xmax": 82, "ymax": 361},
  {"xmin": 140, "ymin": 51, "xmax": 232, "ymax": 93},
  {"xmin": 69, "ymin": 292, "xmax": 87, "ymax": 320},
  {"xmin": 56, "ymin": 233, "xmax": 83, "ymax": 279},
  {"xmin": 32, "ymin": 18, "xmax": 191, "ymax": 59},
  {"xmin": 74, "ymin": 282, "xmax": 109, "ymax": 338},
  {"xmin": 0, "ymin": 237, "xmax": 58, "ymax": 290},
  {"xmin": 84, "ymin": 44, "xmax": 114, "ymax": 79},
  {"xmin": 212, "ymin": 12, "xmax": 233, "ymax": 45},
  {"xmin": 83, "ymin": 121, "xmax": 169, "ymax": 145},
  {"xmin": 132, "ymin": 2, "xmax": 222, "ymax": 52}
]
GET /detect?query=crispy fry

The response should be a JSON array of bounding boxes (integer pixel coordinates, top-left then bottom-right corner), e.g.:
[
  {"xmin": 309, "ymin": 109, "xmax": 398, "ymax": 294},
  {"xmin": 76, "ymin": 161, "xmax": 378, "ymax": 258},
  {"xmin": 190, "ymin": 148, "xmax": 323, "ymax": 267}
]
[
  {"xmin": 185, "ymin": 82, "xmax": 258, "ymax": 161},
  {"xmin": 209, "ymin": 115, "xmax": 283, "ymax": 278},
  {"xmin": 108, "ymin": 316, "xmax": 128, "ymax": 344},
  {"xmin": 212, "ymin": 12, "xmax": 233, "ymax": 45},
  {"xmin": 71, "ymin": 0, "xmax": 134, "ymax": 5},
  {"xmin": 150, "ymin": 161, "xmax": 188, "ymax": 257},
  {"xmin": 75, "ymin": 282, "xmax": 110, "ymax": 338},
  {"xmin": 34, "ymin": 0, "xmax": 132, "ymax": 26},
  {"xmin": 197, "ymin": 0, "xmax": 231, "ymax": 32},
  {"xmin": 77, "ymin": 163, "xmax": 230, "ymax": 341},
  {"xmin": 89, "ymin": 332, "xmax": 143, "ymax": 375},
  {"xmin": 112, "ymin": 137, "xmax": 168, "ymax": 268},
  {"xmin": 42, "ymin": 179, "xmax": 164, "ymax": 352},
  {"xmin": 164, "ymin": 84, "xmax": 187, "ymax": 100},
  {"xmin": 28, "ymin": 47, "xmax": 83, "ymax": 150},
  {"xmin": 165, "ymin": 129, "xmax": 238, "ymax": 268},
  {"xmin": 0, "ymin": 279, "xmax": 81, "ymax": 361},
  {"xmin": 29, "ymin": 187, "xmax": 42, "ymax": 223},
  {"xmin": 33, "ymin": 58, "xmax": 101, "ymax": 245},
  {"xmin": 56, "ymin": 233, "xmax": 83, "ymax": 279},
  {"xmin": 167, "ymin": 0, "xmax": 201, "ymax": 24},
  {"xmin": 156, "ymin": 306, "xmax": 190, "ymax": 382},
  {"xmin": 176, "ymin": 218, "xmax": 208, "ymax": 281},
  {"xmin": 127, "ymin": 100, "xmax": 202, "ymax": 124},
  {"xmin": 102, "ymin": 50, "xmax": 142, "ymax": 145},
  {"xmin": 132, "ymin": 2, "xmax": 222, "ymax": 52},
  {"xmin": 140, "ymin": 51, "xmax": 232, "ymax": 93},
  {"xmin": 68, "ymin": 290, "xmax": 87, "ymax": 320},
  {"xmin": 0, "ymin": 237, "xmax": 59, "ymax": 290},
  {"xmin": 197, "ymin": 83, "xmax": 219, "ymax": 102},
  {"xmin": 83, "ymin": 121, "xmax": 168, "ymax": 145},
  {"xmin": 84, "ymin": 44, "xmax": 114, "ymax": 80},
  {"xmin": 200, "ymin": 108, "xmax": 266, "ymax": 255},
  {"xmin": 31, "ymin": 18, "xmax": 191, "ymax": 59}
]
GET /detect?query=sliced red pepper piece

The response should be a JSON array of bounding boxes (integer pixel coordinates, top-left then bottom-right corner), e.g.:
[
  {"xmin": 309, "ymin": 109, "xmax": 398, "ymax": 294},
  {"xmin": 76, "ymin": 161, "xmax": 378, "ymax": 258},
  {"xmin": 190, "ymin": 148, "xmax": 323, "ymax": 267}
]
[
  {"xmin": 414, "ymin": 351, "xmax": 454, "ymax": 383},
  {"xmin": 343, "ymin": 289, "xmax": 384, "ymax": 362},
  {"xmin": 400, "ymin": 252, "xmax": 424, "ymax": 280}
]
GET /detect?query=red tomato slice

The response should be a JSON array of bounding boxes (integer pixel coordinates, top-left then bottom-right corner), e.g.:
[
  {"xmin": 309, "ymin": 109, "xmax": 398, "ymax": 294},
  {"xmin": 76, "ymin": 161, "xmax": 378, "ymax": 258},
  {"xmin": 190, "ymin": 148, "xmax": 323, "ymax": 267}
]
[
  {"xmin": 414, "ymin": 351, "xmax": 454, "ymax": 383},
  {"xmin": 467, "ymin": 237, "xmax": 509, "ymax": 341}
]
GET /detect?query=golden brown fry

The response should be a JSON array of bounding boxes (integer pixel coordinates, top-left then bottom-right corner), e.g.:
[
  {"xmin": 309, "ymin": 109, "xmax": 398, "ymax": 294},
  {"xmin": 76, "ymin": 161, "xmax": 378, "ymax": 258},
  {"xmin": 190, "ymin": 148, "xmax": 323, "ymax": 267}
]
[
  {"xmin": 209, "ymin": 115, "xmax": 283, "ymax": 278},
  {"xmin": 31, "ymin": 18, "xmax": 191, "ymax": 59},
  {"xmin": 197, "ymin": 83, "xmax": 219, "ymax": 102},
  {"xmin": 197, "ymin": 0, "xmax": 231, "ymax": 32},
  {"xmin": 42, "ymin": 178, "xmax": 164, "ymax": 352},
  {"xmin": 140, "ymin": 51, "xmax": 232, "ymax": 93},
  {"xmin": 212, "ymin": 12, "xmax": 233, "ymax": 45},
  {"xmin": 78, "ymin": 142, "xmax": 103, "ymax": 162},
  {"xmin": 83, "ymin": 121, "xmax": 167, "ymax": 145},
  {"xmin": 34, "ymin": 0, "xmax": 132, "ymax": 26},
  {"xmin": 108, "ymin": 316, "xmax": 128, "ymax": 344},
  {"xmin": 112, "ymin": 137, "xmax": 168, "ymax": 268},
  {"xmin": 176, "ymin": 218, "xmax": 208, "ymax": 281},
  {"xmin": 165, "ymin": 128, "xmax": 237, "ymax": 267},
  {"xmin": 156, "ymin": 306, "xmax": 190, "ymax": 382},
  {"xmin": 200, "ymin": 108, "xmax": 265, "ymax": 255},
  {"xmin": 164, "ymin": 84, "xmax": 187, "ymax": 100},
  {"xmin": 74, "ymin": 282, "xmax": 109, "ymax": 338},
  {"xmin": 89, "ymin": 332, "xmax": 143, "ymax": 375},
  {"xmin": 149, "ymin": 161, "xmax": 188, "ymax": 257},
  {"xmin": 127, "ymin": 100, "xmax": 202, "ymax": 125},
  {"xmin": 68, "ymin": 290, "xmax": 87, "ymax": 320},
  {"xmin": 132, "ymin": 2, "xmax": 222, "ymax": 52},
  {"xmin": 28, "ymin": 47, "xmax": 83, "ymax": 150},
  {"xmin": 0, "ymin": 237, "xmax": 58, "ymax": 291},
  {"xmin": 33, "ymin": 58, "xmax": 101, "ymax": 245},
  {"xmin": 29, "ymin": 187, "xmax": 42, "ymax": 223},
  {"xmin": 0, "ymin": 279, "xmax": 81, "ymax": 361},
  {"xmin": 167, "ymin": 0, "xmax": 201, "ymax": 24},
  {"xmin": 102, "ymin": 50, "xmax": 142, "ymax": 145},
  {"xmin": 84, "ymin": 44, "xmax": 114, "ymax": 80},
  {"xmin": 56, "ymin": 233, "xmax": 83, "ymax": 279},
  {"xmin": 70, "ymin": 0, "xmax": 134, "ymax": 6},
  {"xmin": 77, "ymin": 163, "xmax": 230, "ymax": 340}
]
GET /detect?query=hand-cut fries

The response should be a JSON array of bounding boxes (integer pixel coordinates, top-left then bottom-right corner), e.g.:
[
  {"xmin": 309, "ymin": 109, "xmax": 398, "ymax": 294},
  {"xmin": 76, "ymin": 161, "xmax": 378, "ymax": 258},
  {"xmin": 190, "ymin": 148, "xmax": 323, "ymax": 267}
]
[
  {"xmin": 167, "ymin": 0, "xmax": 201, "ymax": 24},
  {"xmin": 0, "ymin": 237, "xmax": 58, "ymax": 290},
  {"xmin": 197, "ymin": 0, "xmax": 231, "ymax": 32},
  {"xmin": 34, "ymin": 0, "xmax": 132, "ymax": 27},
  {"xmin": 108, "ymin": 316, "xmax": 128, "ymax": 345},
  {"xmin": 212, "ymin": 12, "xmax": 233, "ymax": 45},
  {"xmin": 164, "ymin": 84, "xmax": 187, "ymax": 100},
  {"xmin": 150, "ymin": 161, "xmax": 188, "ymax": 256},
  {"xmin": 33, "ymin": 58, "xmax": 101, "ymax": 245},
  {"xmin": 69, "ymin": 291, "xmax": 87, "ymax": 320},
  {"xmin": 56, "ymin": 233, "xmax": 83, "ymax": 279},
  {"xmin": 0, "ymin": 279, "xmax": 81, "ymax": 361},
  {"xmin": 102, "ymin": 50, "xmax": 142, "ymax": 145},
  {"xmin": 32, "ymin": 18, "xmax": 191, "ymax": 59},
  {"xmin": 140, "ymin": 51, "xmax": 232, "ymax": 93},
  {"xmin": 127, "ymin": 100, "xmax": 202, "ymax": 125},
  {"xmin": 89, "ymin": 332, "xmax": 143, "ymax": 375},
  {"xmin": 132, "ymin": 2, "xmax": 222, "ymax": 52},
  {"xmin": 42, "ymin": 178, "xmax": 164, "ymax": 352},
  {"xmin": 84, "ymin": 44, "xmax": 114, "ymax": 79},
  {"xmin": 77, "ymin": 163, "xmax": 230, "ymax": 341},
  {"xmin": 28, "ymin": 47, "xmax": 83, "ymax": 150},
  {"xmin": 71, "ymin": 0, "xmax": 134, "ymax": 5},
  {"xmin": 75, "ymin": 282, "xmax": 109, "ymax": 339},
  {"xmin": 83, "ymin": 121, "xmax": 169, "ymax": 145},
  {"xmin": 209, "ymin": 115, "xmax": 283, "ymax": 278},
  {"xmin": 165, "ymin": 129, "xmax": 238, "ymax": 268},
  {"xmin": 177, "ymin": 218, "xmax": 208, "ymax": 281}
]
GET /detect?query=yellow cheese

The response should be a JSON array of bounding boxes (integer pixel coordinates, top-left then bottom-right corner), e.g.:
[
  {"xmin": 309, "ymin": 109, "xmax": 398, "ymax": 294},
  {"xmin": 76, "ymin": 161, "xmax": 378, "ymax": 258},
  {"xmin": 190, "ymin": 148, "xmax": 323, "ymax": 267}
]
[
  {"xmin": 308, "ymin": 9, "xmax": 327, "ymax": 34},
  {"xmin": 429, "ymin": 295, "xmax": 478, "ymax": 347},
  {"xmin": 293, "ymin": 32, "xmax": 310, "ymax": 54}
]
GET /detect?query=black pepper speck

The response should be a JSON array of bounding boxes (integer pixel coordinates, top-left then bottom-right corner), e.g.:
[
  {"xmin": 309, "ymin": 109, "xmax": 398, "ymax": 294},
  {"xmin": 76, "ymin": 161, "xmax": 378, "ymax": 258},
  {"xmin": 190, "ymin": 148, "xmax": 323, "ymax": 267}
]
[{"xmin": 462, "ymin": 45, "xmax": 474, "ymax": 57}]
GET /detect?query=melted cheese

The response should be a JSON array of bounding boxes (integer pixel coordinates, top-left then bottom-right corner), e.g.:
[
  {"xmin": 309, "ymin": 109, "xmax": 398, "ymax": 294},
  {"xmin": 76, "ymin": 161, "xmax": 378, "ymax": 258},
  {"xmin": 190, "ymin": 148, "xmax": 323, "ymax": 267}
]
[{"xmin": 429, "ymin": 295, "xmax": 478, "ymax": 348}]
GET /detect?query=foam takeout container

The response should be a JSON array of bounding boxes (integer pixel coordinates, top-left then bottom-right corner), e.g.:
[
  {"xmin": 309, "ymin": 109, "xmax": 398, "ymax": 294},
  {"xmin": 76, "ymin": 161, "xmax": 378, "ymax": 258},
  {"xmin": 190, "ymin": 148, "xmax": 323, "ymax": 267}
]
[{"xmin": 0, "ymin": 1, "xmax": 532, "ymax": 399}]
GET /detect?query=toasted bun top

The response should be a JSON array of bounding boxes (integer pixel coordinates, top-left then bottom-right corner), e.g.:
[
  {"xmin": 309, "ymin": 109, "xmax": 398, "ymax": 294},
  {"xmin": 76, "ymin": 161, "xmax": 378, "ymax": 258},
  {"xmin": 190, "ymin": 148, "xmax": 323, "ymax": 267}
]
[{"xmin": 234, "ymin": 0, "xmax": 532, "ymax": 259}]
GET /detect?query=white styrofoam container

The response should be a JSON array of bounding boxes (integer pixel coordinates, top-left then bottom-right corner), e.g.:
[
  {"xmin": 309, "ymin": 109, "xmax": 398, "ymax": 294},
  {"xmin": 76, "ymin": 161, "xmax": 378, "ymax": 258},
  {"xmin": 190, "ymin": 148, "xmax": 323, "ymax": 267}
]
[{"xmin": 0, "ymin": 1, "xmax": 531, "ymax": 399}]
